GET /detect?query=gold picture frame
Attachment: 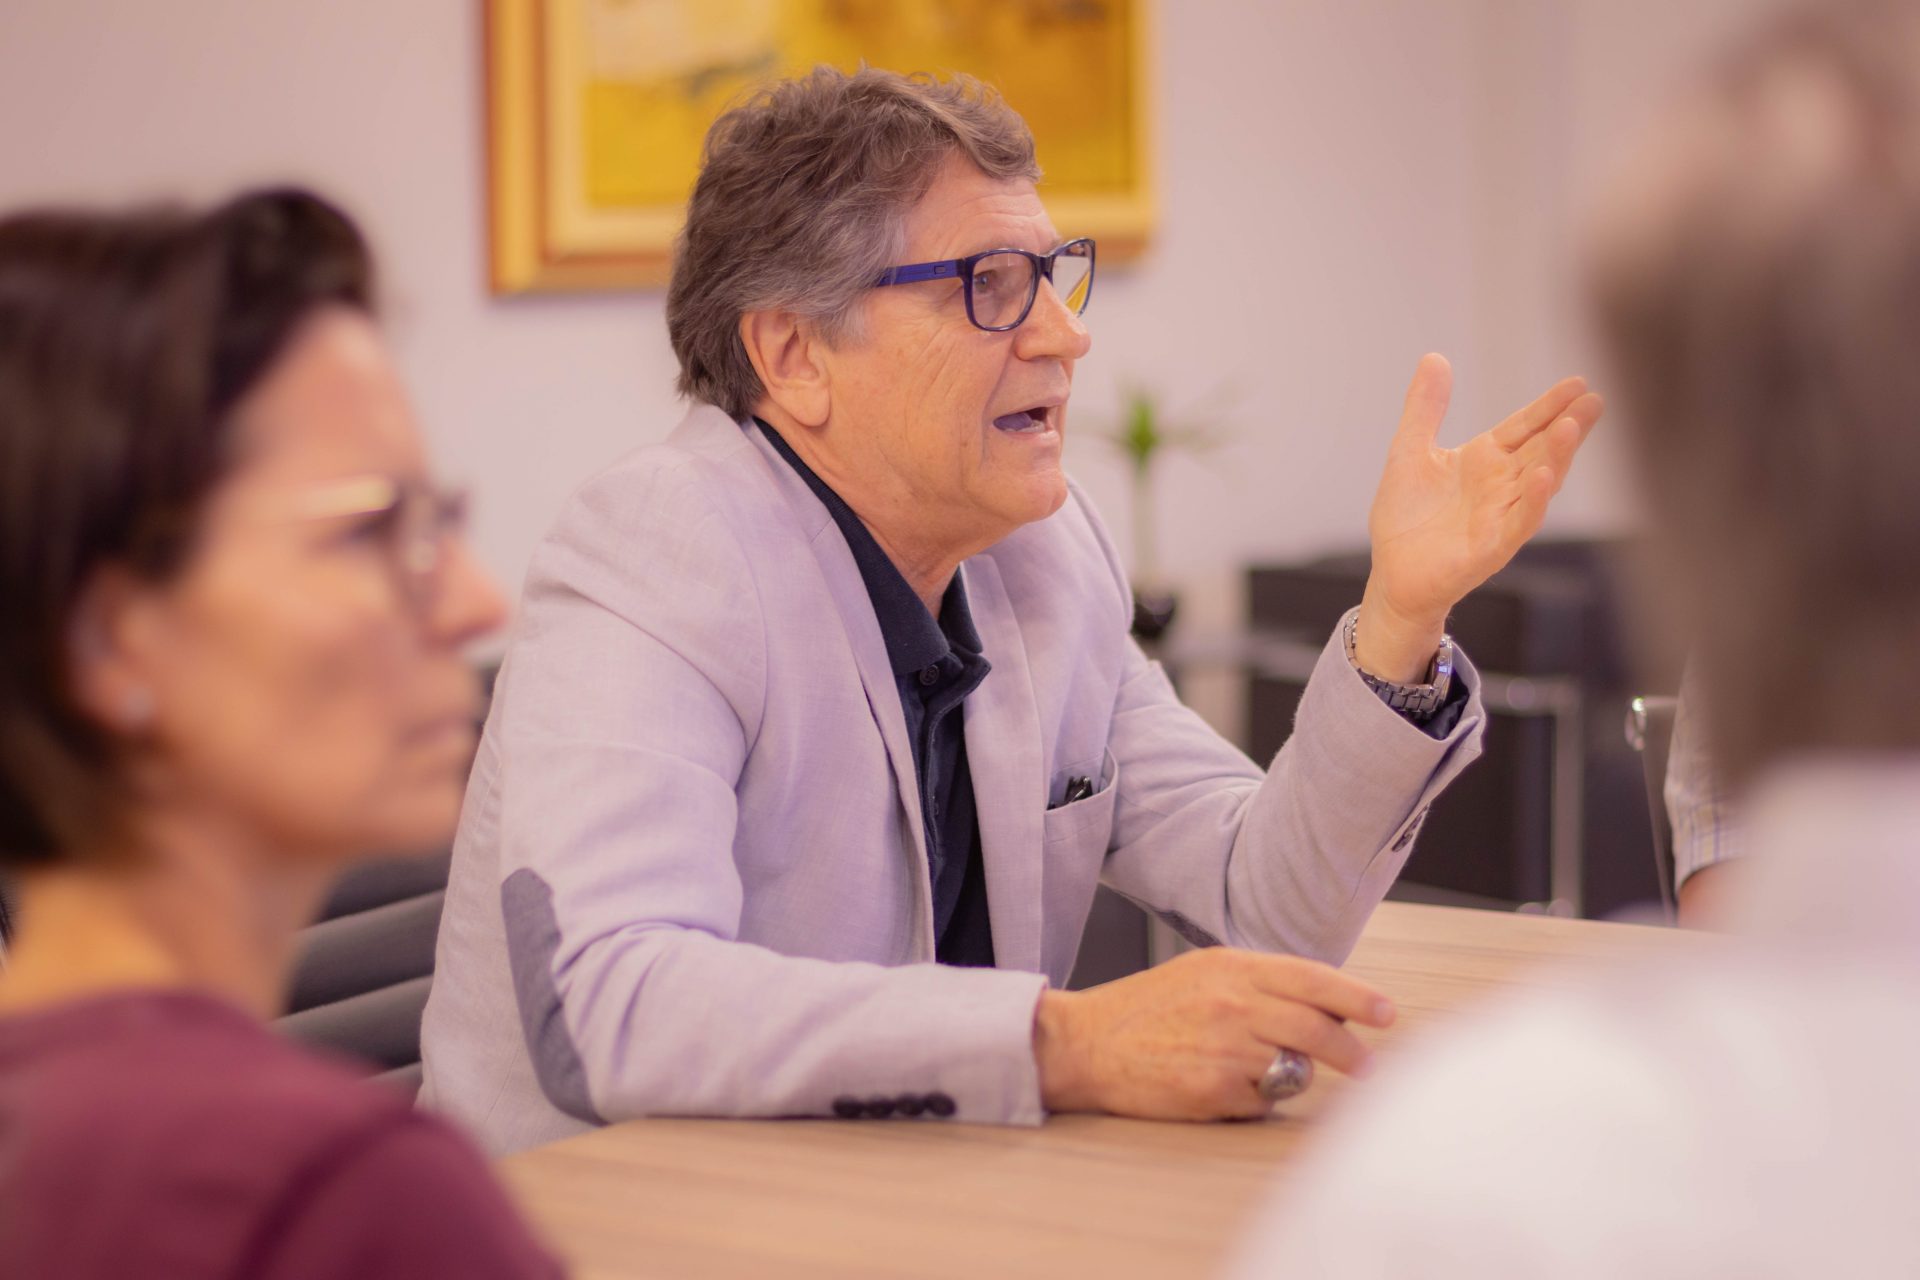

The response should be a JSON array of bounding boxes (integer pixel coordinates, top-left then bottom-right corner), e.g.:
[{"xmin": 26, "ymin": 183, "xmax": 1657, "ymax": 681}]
[{"xmin": 485, "ymin": 0, "xmax": 1156, "ymax": 294}]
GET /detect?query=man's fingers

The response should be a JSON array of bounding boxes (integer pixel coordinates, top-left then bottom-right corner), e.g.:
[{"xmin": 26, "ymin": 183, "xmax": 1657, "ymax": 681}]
[
  {"xmin": 1556, "ymin": 391, "xmax": 1605, "ymax": 448},
  {"xmin": 1250, "ymin": 1005, "xmax": 1377, "ymax": 1079},
  {"xmin": 1392, "ymin": 352, "xmax": 1453, "ymax": 453},
  {"xmin": 1490, "ymin": 375, "xmax": 1590, "ymax": 450},
  {"xmin": 1244, "ymin": 955, "xmax": 1395, "ymax": 1028},
  {"xmin": 1514, "ymin": 409, "xmax": 1594, "ymax": 493}
]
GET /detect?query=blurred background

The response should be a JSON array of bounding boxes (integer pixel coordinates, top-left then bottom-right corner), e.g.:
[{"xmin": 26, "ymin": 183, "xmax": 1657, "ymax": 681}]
[{"xmin": 0, "ymin": 0, "xmax": 1780, "ymax": 925}]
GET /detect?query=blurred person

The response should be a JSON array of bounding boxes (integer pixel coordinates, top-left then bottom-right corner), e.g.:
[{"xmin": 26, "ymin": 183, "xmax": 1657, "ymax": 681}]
[
  {"xmin": 0, "ymin": 189, "xmax": 561, "ymax": 1278},
  {"xmin": 1231, "ymin": 1, "xmax": 1920, "ymax": 1273},
  {"xmin": 422, "ymin": 65, "xmax": 1603, "ymax": 1154}
]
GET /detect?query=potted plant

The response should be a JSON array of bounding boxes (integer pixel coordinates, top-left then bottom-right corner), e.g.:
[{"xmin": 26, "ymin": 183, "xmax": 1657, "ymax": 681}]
[{"xmin": 1105, "ymin": 387, "xmax": 1226, "ymax": 644}]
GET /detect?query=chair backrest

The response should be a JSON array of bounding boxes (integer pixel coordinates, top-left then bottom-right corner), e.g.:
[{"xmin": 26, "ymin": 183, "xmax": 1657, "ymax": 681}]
[
  {"xmin": 1624, "ymin": 695, "xmax": 1679, "ymax": 920},
  {"xmin": 275, "ymin": 851, "xmax": 453, "ymax": 1100}
]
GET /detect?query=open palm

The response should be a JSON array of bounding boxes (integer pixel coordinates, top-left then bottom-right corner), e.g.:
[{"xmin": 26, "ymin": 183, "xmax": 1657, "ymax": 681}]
[{"xmin": 1367, "ymin": 354, "xmax": 1603, "ymax": 629}]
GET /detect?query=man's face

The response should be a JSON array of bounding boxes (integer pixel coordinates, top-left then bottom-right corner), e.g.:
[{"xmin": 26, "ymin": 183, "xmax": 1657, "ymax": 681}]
[{"xmin": 813, "ymin": 154, "xmax": 1093, "ymax": 555}]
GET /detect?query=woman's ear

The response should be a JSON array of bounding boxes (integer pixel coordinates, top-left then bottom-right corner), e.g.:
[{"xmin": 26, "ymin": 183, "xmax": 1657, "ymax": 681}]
[
  {"xmin": 67, "ymin": 567, "xmax": 160, "ymax": 736},
  {"xmin": 738, "ymin": 309, "xmax": 831, "ymax": 428}
]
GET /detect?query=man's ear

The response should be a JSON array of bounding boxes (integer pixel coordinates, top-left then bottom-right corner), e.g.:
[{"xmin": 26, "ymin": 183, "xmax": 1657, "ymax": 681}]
[
  {"xmin": 67, "ymin": 567, "xmax": 164, "ymax": 736},
  {"xmin": 739, "ymin": 308, "xmax": 831, "ymax": 428}
]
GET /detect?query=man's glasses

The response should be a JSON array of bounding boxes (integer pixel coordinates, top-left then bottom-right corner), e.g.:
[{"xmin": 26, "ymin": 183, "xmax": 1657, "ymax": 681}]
[
  {"xmin": 293, "ymin": 475, "xmax": 470, "ymax": 614},
  {"xmin": 873, "ymin": 237, "xmax": 1096, "ymax": 332}
]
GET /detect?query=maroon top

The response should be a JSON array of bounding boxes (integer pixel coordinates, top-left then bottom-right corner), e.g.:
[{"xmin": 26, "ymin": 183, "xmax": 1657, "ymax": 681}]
[{"xmin": 0, "ymin": 989, "xmax": 564, "ymax": 1279}]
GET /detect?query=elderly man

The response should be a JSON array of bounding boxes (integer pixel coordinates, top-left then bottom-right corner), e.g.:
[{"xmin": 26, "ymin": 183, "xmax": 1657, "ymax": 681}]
[{"xmin": 421, "ymin": 66, "xmax": 1601, "ymax": 1155}]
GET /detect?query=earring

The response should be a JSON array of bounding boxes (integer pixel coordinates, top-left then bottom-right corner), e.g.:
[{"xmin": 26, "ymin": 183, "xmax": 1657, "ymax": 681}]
[{"xmin": 120, "ymin": 686, "xmax": 155, "ymax": 732}]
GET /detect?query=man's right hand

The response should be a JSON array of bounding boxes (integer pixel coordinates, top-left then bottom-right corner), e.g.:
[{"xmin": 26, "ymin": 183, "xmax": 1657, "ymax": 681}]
[{"xmin": 1031, "ymin": 947, "xmax": 1396, "ymax": 1120}]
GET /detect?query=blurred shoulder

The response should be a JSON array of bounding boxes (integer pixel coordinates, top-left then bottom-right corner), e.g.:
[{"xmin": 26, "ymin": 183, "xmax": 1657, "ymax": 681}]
[
  {"xmin": 0, "ymin": 991, "xmax": 441, "ymax": 1274},
  {"xmin": 1, "ymin": 989, "xmax": 408, "ymax": 1137},
  {"xmin": 1231, "ymin": 952, "xmax": 1920, "ymax": 1277},
  {"xmin": 249, "ymin": 1110, "xmax": 563, "ymax": 1278},
  {"xmin": 1226, "ymin": 979, "xmax": 1698, "ymax": 1277}
]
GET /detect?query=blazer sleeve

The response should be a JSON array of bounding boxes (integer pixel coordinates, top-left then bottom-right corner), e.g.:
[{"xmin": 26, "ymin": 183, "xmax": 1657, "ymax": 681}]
[
  {"xmin": 492, "ymin": 460, "xmax": 1050, "ymax": 1127},
  {"xmin": 1075, "ymin": 488, "xmax": 1488, "ymax": 964}
]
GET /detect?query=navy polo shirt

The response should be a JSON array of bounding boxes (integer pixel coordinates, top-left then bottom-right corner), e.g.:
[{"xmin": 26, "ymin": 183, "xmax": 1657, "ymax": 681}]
[{"xmin": 756, "ymin": 421, "xmax": 996, "ymax": 968}]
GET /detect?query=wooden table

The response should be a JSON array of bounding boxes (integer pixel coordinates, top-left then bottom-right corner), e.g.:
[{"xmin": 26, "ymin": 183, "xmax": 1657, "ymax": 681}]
[{"xmin": 500, "ymin": 903, "xmax": 1693, "ymax": 1279}]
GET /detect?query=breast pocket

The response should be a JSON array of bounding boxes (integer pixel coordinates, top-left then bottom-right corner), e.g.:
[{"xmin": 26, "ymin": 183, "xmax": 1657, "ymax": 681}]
[{"xmin": 1039, "ymin": 750, "xmax": 1120, "ymax": 982}]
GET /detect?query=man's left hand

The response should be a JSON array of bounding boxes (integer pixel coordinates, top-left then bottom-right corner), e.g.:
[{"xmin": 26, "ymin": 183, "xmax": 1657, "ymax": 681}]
[{"xmin": 1354, "ymin": 354, "xmax": 1604, "ymax": 682}]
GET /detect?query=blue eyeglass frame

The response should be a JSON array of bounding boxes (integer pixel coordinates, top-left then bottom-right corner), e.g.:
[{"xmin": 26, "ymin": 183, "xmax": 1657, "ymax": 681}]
[{"xmin": 872, "ymin": 237, "xmax": 1096, "ymax": 332}]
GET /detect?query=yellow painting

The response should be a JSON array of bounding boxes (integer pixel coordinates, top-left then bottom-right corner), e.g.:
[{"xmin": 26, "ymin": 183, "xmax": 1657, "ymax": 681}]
[{"xmin": 487, "ymin": 0, "xmax": 1154, "ymax": 293}]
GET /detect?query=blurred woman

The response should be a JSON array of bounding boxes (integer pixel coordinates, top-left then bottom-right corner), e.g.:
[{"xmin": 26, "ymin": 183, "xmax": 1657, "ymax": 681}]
[{"xmin": 0, "ymin": 189, "xmax": 561, "ymax": 1278}]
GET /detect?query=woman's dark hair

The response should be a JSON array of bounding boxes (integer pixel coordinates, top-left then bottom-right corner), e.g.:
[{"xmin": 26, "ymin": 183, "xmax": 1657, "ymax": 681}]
[{"xmin": 0, "ymin": 187, "xmax": 375, "ymax": 867}]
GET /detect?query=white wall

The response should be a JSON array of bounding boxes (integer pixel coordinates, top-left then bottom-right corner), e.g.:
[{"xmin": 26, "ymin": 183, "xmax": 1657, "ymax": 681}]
[
  {"xmin": 0, "ymin": 0, "xmax": 1775, "ymax": 641},
  {"xmin": 1467, "ymin": 0, "xmax": 1785, "ymax": 533}
]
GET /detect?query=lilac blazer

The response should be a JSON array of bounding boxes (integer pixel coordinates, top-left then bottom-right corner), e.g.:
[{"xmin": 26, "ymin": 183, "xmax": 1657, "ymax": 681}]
[{"xmin": 419, "ymin": 406, "xmax": 1485, "ymax": 1155}]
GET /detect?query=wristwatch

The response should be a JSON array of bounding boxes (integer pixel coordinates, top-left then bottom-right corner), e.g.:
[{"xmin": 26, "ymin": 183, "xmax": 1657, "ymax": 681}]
[{"xmin": 1343, "ymin": 611, "xmax": 1454, "ymax": 720}]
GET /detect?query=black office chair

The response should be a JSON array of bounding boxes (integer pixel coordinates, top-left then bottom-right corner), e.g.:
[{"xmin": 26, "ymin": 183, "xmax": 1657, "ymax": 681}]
[
  {"xmin": 1624, "ymin": 695, "xmax": 1679, "ymax": 921},
  {"xmin": 276, "ymin": 851, "xmax": 452, "ymax": 1100}
]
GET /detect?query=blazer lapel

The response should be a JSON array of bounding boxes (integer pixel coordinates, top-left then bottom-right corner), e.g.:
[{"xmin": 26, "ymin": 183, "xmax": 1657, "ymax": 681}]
[
  {"xmin": 959, "ymin": 556, "xmax": 1046, "ymax": 975},
  {"xmin": 740, "ymin": 423, "xmax": 937, "ymax": 957}
]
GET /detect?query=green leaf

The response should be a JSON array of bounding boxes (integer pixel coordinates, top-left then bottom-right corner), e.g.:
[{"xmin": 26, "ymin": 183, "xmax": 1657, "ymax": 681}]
[{"xmin": 1121, "ymin": 389, "xmax": 1161, "ymax": 473}]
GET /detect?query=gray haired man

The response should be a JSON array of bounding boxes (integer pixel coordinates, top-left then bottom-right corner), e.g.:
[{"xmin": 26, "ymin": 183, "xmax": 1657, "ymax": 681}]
[{"xmin": 421, "ymin": 66, "xmax": 1601, "ymax": 1155}]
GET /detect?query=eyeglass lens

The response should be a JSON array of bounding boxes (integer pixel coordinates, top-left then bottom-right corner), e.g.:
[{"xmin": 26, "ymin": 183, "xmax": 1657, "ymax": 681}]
[
  {"xmin": 967, "ymin": 252, "xmax": 1040, "ymax": 329},
  {"xmin": 1053, "ymin": 242, "xmax": 1095, "ymax": 316},
  {"xmin": 395, "ymin": 488, "xmax": 469, "ymax": 591},
  {"xmin": 966, "ymin": 242, "xmax": 1095, "ymax": 330}
]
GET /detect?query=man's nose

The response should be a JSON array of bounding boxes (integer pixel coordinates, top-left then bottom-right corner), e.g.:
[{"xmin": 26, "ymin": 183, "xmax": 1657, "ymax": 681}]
[{"xmin": 1015, "ymin": 275, "xmax": 1093, "ymax": 362}]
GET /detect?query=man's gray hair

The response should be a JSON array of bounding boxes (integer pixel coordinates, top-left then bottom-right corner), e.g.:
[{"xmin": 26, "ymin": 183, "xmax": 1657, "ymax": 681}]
[{"xmin": 667, "ymin": 66, "xmax": 1041, "ymax": 421}]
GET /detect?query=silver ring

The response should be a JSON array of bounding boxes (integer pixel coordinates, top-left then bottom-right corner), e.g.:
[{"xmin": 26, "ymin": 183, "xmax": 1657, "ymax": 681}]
[{"xmin": 1258, "ymin": 1048, "xmax": 1314, "ymax": 1102}]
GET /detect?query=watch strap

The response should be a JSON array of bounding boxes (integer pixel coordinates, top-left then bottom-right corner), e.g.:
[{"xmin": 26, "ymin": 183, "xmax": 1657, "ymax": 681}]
[{"xmin": 1343, "ymin": 611, "xmax": 1453, "ymax": 720}]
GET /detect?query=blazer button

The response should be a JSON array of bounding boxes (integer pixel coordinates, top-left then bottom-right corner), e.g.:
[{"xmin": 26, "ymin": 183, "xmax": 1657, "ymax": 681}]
[
  {"xmin": 895, "ymin": 1094, "xmax": 927, "ymax": 1117},
  {"xmin": 864, "ymin": 1097, "xmax": 897, "ymax": 1119},
  {"xmin": 925, "ymin": 1092, "xmax": 956, "ymax": 1118},
  {"xmin": 918, "ymin": 665, "xmax": 940, "ymax": 686},
  {"xmin": 832, "ymin": 1097, "xmax": 864, "ymax": 1119}
]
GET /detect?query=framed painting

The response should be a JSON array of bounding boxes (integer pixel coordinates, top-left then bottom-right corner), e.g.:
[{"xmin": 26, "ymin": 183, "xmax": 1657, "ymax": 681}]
[{"xmin": 485, "ymin": 0, "xmax": 1155, "ymax": 293}]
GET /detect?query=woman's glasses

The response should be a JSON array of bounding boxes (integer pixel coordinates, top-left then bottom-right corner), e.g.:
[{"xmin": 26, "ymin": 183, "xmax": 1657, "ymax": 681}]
[
  {"xmin": 292, "ymin": 475, "xmax": 470, "ymax": 614},
  {"xmin": 873, "ymin": 237, "xmax": 1096, "ymax": 332}
]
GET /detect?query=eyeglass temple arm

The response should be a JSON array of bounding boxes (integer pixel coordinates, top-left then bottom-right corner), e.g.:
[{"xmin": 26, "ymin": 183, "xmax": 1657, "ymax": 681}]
[
  {"xmin": 295, "ymin": 475, "xmax": 402, "ymax": 521},
  {"xmin": 874, "ymin": 259, "xmax": 965, "ymax": 288}
]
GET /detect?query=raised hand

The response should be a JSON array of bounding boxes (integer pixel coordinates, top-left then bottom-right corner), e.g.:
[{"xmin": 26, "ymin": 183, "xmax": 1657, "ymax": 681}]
[{"xmin": 1354, "ymin": 354, "xmax": 1604, "ymax": 681}]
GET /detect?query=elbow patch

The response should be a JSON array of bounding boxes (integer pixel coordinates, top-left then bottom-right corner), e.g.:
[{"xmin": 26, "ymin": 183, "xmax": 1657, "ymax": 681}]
[{"xmin": 501, "ymin": 868, "xmax": 606, "ymax": 1125}]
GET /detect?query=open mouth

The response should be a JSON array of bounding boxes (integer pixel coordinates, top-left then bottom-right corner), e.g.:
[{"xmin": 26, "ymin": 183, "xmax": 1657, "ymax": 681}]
[{"xmin": 992, "ymin": 405, "xmax": 1056, "ymax": 435}]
